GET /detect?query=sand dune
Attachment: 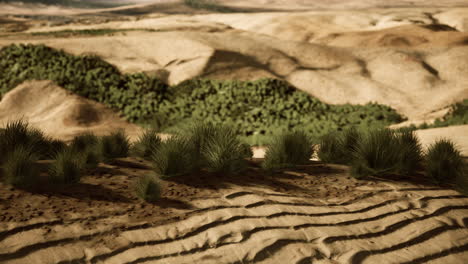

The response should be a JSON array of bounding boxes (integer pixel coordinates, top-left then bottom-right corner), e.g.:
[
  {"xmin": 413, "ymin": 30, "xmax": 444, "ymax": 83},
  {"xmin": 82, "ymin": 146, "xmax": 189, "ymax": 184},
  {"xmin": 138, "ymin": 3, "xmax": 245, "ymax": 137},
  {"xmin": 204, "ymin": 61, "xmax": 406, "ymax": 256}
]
[{"xmin": 0, "ymin": 80, "xmax": 143, "ymax": 142}]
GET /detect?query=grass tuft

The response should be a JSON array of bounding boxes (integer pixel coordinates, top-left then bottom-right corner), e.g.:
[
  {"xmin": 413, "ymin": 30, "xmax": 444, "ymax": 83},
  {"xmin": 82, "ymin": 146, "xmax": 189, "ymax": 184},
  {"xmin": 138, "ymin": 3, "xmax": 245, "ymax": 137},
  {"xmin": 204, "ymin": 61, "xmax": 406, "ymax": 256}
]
[
  {"xmin": 131, "ymin": 129, "xmax": 161, "ymax": 159},
  {"xmin": 70, "ymin": 132, "xmax": 102, "ymax": 169},
  {"xmin": 350, "ymin": 128, "xmax": 424, "ymax": 179},
  {"xmin": 99, "ymin": 130, "xmax": 130, "ymax": 161},
  {"xmin": 425, "ymin": 139, "xmax": 465, "ymax": 184},
  {"xmin": 48, "ymin": 148, "xmax": 83, "ymax": 184},
  {"xmin": 2, "ymin": 145, "xmax": 39, "ymax": 189},
  {"xmin": 318, "ymin": 127, "xmax": 362, "ymax": 165},
  {"xmin": 134, "ymin": 174, "xmax": 161, "ymax": 202},
  {"xmin": 262, "ymin": 130, "xmax": 314, "ymax": 170},
  {"xmin": 201, "ymin": 125, "xmax": 250, "ymax": 174},
  {"xmin": 151, "ymin": 135, "xmax": 196, "ymax": 178}
]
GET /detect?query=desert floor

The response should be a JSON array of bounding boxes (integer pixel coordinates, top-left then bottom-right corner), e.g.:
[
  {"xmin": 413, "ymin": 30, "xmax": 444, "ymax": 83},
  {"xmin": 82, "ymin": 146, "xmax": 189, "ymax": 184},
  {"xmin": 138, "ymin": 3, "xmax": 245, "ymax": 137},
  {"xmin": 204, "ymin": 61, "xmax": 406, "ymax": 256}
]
[{"xmin": 0, "ymin": 1, "xmax": 467, "ymax": 263}]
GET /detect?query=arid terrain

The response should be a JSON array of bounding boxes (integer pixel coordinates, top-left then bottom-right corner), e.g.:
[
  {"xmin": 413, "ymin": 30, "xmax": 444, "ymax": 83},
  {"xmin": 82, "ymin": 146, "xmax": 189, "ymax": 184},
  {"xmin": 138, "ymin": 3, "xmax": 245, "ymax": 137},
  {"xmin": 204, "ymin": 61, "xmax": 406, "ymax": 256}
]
[{"xmin": 0, "ymin": 0, "xmax": 467, "ymax": 263}]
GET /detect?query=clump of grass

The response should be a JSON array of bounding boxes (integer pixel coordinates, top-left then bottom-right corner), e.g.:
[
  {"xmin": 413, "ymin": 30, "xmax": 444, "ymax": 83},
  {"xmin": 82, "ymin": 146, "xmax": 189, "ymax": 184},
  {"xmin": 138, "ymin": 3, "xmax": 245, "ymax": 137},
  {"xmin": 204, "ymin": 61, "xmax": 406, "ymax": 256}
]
[
  {"xmin": 317, "ymin": 127, "xmax": 361, "ymax": 165},
  {"xmin": 201, "ymin": 125, "xmax": 250, "ymax": 174},
  {"xmin": 48, "ymin": 147, "xmax": 83, "ymax": 184},
  {"xmin": 0, "ymin": 120, "xmax": 56, "ymax": 162},
  {"xmin": 350, "ymin": 128, "xmax": 424, "ymax": 179},
  {"xmin": 2, "ymin": 145, "xmax": 39, "ymax": 189},
  {"xmin": 425, "ymin": 139, "xmax": 465, "ymax": 184},
  {"xmin": 151, "ymin": 135, "xmax": 196, "ymax": 178},
  {"xmin": 262, "ymin": 130, "xmax": 314, "ymax": 170},
  {"xmin": 134, "ymin": 174, "xmax": 161, "ymax": 202},
  {"xmin": 396, "ymin": 130, "xmax": 424, "ymax": 175},
  {"xmin": 70, "ymin": 132, "xmax": 102, "ymax": 169},
  {"xmin": 131, "ymin": 128, "xmax": 161, "ymax": 159},
  {"xmin": 99, "ymin": 130, "xmax": 130, "ymax": 161}
]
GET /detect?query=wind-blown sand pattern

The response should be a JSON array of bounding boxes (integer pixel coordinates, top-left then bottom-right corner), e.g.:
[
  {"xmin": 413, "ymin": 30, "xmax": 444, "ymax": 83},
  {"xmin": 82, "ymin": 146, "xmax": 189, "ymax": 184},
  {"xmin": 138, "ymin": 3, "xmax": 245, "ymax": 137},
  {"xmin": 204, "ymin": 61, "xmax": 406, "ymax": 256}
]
[{"xmin": 0, "ymin": 160, "xmax": 467, "ymax": 264}]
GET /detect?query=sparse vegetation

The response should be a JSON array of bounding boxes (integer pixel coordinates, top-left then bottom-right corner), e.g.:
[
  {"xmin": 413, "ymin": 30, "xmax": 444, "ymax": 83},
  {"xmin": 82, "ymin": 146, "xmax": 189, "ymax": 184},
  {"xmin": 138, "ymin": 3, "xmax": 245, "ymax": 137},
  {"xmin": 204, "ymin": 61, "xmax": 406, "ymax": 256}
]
[
  {"xmin": 425, "ymin": 139, "xmax": 465, "ymax": 184},
  {"xmin": 262, "ymin": 130, "xmax": 314, "ymax": 170},
  {"xmin": 131, "ymin": 128, "xmax": 161, "ymax": 159},
  {"xmin": 48, "ymin": 147, "xmax": 83, "ymax": 184},
  {"xmin": 134, "ymin": 174, "xmax": 161, "ymax": 202}
]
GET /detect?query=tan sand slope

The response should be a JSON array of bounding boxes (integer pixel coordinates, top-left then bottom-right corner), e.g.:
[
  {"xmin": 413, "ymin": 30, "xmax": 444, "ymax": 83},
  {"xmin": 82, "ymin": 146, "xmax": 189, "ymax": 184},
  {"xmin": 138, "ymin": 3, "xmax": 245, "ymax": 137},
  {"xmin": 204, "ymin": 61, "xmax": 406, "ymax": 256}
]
[
  {"xmin": 0, "ymin": 80, "xmax": 143, "ymax": 142},
  {"xmin": 0, "ymin": 159, "xmax": 467, "ymax": 264},
  {"xmin": 415, "ymin": 125, "xmax": 468, "ymax": 156}
]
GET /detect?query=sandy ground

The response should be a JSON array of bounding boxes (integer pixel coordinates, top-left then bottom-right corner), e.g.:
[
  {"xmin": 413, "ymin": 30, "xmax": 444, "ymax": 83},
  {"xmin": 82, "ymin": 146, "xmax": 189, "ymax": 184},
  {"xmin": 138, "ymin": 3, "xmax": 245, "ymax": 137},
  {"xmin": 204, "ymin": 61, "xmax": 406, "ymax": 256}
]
[
  {"xmin": 0, "ymin": 1, "xmax": 467, "ymax": 263},
  {"xmin": 1, "ymin": 158, "xmax": 467, "ymax": 264}
]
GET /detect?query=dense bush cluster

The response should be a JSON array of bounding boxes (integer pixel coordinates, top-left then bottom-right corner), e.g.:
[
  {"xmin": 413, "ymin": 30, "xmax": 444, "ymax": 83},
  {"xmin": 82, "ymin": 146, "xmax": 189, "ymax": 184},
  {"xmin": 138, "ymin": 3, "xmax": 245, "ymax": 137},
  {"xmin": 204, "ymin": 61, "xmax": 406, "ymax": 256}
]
[{"xmin": 0, "ymin": 44, "xmax": 405, "ymax": 145}]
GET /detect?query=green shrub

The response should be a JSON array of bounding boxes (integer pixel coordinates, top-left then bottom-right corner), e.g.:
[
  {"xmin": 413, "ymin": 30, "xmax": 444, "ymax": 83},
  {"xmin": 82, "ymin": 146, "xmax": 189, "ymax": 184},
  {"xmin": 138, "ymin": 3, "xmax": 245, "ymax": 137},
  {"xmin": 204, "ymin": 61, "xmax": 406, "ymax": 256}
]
[
  {"xmin": 134, "ymin": 174, "xmax": 161, "ymax": 202},
  {"xmin": 99, "ymin": 130, "xmax": 130, "ymax": 161},
  {"xmin": 131, "ymin": 129, "xmax": 161, "ymax": 159},
  {"xmin": 2, "ymin": 145, "xmax": 39, "ymax": 189},
  {"xmin": 425, "ymin": 139, "xmax": 465, "ymax": 184},
  {"xmin": 201, "ymin": 125, "xmax": 250, "ymax": 174},
  {"xmin": 151, "ymin": 135, "xmax": 196, "ymax": 178},
  {"xmin": 48, "ymin": 148, "xmax": 83, "ymax": 184},
  {"xmin": 262, "ymin": 130, "xmax": 314, "ymax": 170}
]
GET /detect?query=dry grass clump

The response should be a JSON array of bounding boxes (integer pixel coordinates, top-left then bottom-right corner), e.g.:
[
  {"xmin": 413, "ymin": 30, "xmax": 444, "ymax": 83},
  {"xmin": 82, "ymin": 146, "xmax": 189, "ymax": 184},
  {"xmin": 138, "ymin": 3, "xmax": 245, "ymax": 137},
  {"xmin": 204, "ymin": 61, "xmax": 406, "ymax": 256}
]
[
  {"xmin": 134, "ymin": 174, "xmax": 161, "ymax": 202},
  {"xmin": 262, "ymin": 130, "xmax": 314, "ymax": 170}
]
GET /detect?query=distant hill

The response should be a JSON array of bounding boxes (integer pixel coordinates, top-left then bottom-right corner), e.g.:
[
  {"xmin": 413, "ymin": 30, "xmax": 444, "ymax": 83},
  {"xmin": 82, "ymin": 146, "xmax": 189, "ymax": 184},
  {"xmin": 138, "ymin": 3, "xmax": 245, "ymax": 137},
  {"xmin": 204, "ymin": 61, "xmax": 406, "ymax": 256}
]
[{"xmin": 0, "ymin": 0, "xmax": 132, "ymax": 8}]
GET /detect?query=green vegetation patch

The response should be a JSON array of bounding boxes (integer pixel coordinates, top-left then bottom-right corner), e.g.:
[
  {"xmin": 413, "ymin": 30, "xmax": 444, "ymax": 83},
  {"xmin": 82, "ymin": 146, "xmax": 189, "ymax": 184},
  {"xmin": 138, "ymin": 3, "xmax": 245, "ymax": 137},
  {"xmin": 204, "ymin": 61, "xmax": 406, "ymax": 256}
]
[
  {"xmin": 30, "ymin": 28, "xmax": 158, "ymax": 38},
  {"xmin": 0, "ymin": 44, "xmax": 405, "ymax": 145},
  {"xmin": 183, "ymin": 0, "xmax": 238, "ymax": 13}
]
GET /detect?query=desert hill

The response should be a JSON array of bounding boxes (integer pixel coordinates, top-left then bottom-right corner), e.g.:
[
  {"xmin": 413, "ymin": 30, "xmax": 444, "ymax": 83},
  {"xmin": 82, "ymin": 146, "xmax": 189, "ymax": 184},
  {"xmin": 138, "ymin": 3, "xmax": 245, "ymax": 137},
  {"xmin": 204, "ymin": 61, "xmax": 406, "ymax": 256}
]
[
  {"xmin": 0, "ymin": 80, "xmax": 143, "ymax": 142},
  {"xmin": 0, "ymin": 2, "xmax": 468, "ymax": 264}
]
